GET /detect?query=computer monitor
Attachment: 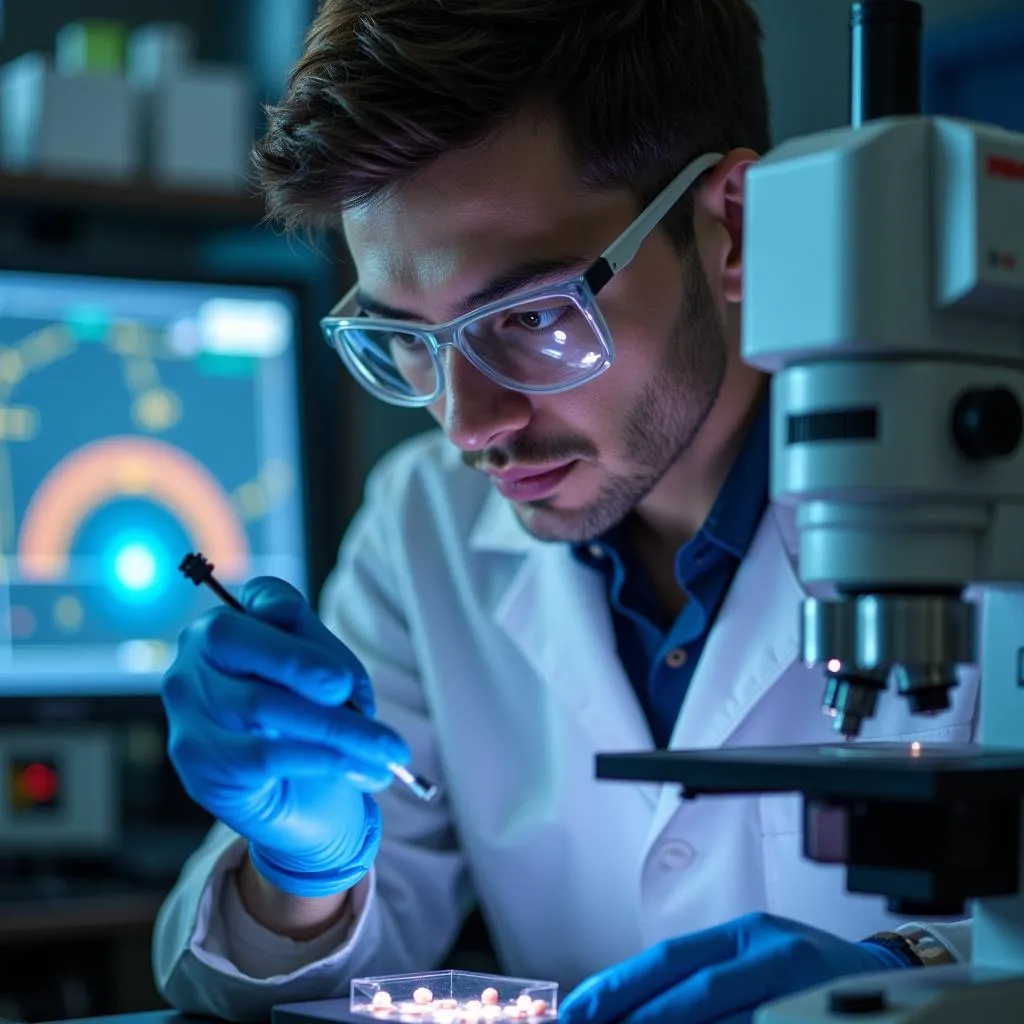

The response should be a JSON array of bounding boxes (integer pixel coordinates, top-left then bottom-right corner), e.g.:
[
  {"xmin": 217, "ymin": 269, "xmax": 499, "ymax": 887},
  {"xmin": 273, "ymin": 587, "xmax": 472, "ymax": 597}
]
[{"xmin": 0, "ymin": 268, "xmax": 309, "ymax": 697}]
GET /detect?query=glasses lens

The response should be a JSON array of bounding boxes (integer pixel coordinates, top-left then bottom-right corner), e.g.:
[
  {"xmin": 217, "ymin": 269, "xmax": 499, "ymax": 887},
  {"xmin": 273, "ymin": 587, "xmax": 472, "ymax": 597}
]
[
  {"xmin": 332, "ymin": 325, "xmax": 439, "ymax": 401},
  {"xmin": 462, "ymin": 294, "xmax": 608, "ymax": 389}
]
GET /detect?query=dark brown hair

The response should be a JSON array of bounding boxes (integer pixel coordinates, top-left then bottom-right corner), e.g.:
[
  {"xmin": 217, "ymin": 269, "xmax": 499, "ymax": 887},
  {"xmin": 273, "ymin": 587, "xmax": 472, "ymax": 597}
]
[{"xmin": 253, "ymin": 0, "xmax": 771, "ymax": 245}]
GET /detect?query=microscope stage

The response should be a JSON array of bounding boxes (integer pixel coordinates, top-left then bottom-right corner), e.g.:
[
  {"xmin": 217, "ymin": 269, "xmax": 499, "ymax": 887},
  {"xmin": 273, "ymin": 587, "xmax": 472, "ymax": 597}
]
[{"xmin": 596, "ymin": 743, "xmax": 1024, "ymax": 801}]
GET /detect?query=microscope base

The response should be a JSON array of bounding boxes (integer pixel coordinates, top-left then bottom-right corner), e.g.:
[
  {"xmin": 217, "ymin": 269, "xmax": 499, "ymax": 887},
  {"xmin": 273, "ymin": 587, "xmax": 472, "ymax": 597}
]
[{"xmin": 754, "ymin": 965, "xmax": 1023, "ymax": 1023}]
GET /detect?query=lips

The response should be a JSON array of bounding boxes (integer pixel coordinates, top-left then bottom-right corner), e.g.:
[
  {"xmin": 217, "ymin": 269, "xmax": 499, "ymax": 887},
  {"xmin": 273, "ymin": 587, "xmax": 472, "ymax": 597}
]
[{"xmin": 488, "ymin": 462, "xmax": 576, "ymax": 502}]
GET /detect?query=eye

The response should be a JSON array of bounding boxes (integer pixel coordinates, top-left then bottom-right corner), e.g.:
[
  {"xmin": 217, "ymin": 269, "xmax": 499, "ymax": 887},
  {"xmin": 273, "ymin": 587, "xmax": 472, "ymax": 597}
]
[
  {"xmin": 512, "ymin": 306, "xmax": 569, "ymax": 332},
  {"xmin": 389, "ymin": 331, "xmax": 426, "ymax": 350}
]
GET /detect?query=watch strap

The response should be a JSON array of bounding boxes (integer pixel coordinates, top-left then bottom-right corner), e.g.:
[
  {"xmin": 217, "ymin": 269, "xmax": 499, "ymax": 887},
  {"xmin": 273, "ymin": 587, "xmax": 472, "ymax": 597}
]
[
  {"xmin": 863, "ymin": 931, "xmax": 924, "ymax": 967},
  {"xmin": 865, "ymin": 928, "xmax": 957, "ymax": 967}
]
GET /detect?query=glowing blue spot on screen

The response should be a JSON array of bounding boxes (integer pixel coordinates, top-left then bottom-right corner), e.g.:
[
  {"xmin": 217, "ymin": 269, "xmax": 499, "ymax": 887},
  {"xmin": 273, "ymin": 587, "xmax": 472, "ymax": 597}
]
[
  {"xmin": 105, "ymin": 533, "xmax": 172, "ymax": 605},
  {"xmin": 114, "ymin": 542, "xmax": 159, "ymax": 592}
]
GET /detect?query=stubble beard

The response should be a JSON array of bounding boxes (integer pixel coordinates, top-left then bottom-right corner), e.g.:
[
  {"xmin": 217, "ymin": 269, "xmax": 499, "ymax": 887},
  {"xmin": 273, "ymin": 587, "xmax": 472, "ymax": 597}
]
[{"xmin": 512, "ymin": 254, "xmax": 730, "ymax": 543}]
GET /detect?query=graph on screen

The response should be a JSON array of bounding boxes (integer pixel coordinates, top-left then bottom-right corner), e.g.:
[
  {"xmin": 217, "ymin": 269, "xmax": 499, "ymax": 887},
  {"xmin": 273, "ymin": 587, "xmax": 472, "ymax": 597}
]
[{"xmin": 0, "ymin": 270, "xmax": 308, "ymax": 695}]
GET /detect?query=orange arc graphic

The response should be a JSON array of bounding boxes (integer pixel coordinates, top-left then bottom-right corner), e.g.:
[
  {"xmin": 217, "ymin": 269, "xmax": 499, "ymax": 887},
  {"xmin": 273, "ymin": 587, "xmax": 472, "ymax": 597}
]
[{"xmin": 17, "ymin": 435, "xmax": 249, "ymax": 581}]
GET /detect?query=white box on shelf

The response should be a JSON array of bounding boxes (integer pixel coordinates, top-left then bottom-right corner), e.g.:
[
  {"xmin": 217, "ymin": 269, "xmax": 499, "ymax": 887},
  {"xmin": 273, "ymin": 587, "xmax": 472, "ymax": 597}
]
[
  {"xmin": 128, "ymin": 22, "xmax": 197, "ymax": 83},
  {"xmin": 148, "ymin": 64, "xmax": 253, "ymax": 191},
  {"xmin": 0, "ymin": 52, "xmax": 141, "ymax": 180}
]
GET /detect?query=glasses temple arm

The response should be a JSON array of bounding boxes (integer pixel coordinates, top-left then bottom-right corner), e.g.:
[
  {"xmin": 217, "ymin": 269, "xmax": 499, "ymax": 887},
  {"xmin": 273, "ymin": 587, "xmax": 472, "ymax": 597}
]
[
  {"xmin": 327, "ymin": 283, "xmax": 360, "ymax": 317},
  {"xmin": 590, "ymin": 152, "xmax": 723, "ymax": 287}
]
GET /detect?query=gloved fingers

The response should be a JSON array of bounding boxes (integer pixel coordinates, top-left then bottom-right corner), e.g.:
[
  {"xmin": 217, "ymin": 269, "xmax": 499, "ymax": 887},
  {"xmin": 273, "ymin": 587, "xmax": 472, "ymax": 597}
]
[
  {"xmin": 208, "ymin": 673, "xmax": 410, "ymax": 768},
  {"xmin": 172, "ymin": 726, "xmax": 394, "ymax": 791},
  {"xmin": 184, "ymin": 605, "xmax": 365, "ymax": 707},
  {"xmin": 227, "ymin": 736, "xmax": 393, "ymax": 792},
  {"xmin": 168, "ymin": 726, "xmax": 351, "ymax": 795},
  {"xmin": 163, "ymin": 669, "xmax": 403, "ymax": 793},
  {"xmin": 559, "ymin": 928, "xmax": 737, "ymax": 1024},
  {"xmin": 619, "ymin": 954, "xmax": 777, "ymax": 1024},
  {"xmin": 239, "ymin": 576, "xmax": 308, "ymax": 626},
  {"xmin": 239, "ymin": 576, "xmax": 376, "ymax": 714}
]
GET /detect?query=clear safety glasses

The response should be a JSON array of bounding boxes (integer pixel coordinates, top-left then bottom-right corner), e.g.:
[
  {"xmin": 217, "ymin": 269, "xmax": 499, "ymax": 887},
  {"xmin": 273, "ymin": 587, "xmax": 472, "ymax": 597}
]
[{"xmin": 320, "ymin": 151, "xmax": 722, "ymax": 408}]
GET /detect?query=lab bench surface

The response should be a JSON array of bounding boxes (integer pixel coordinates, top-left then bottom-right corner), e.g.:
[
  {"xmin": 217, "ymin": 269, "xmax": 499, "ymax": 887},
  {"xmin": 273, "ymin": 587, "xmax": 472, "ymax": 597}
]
[
  {"xmin": 49, "ymin": 1003, "xmax": 365, "ymax": 1024},
  {"xmin": 51, "ymin": 1013, "xmax": 205, "ymax": 1024}
]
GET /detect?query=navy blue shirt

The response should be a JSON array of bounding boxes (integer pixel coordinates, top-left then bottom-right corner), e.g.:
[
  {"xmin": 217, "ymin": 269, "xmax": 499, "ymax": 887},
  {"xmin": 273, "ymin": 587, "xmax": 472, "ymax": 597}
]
[{"xmin": 573, "ymin": 398, "xmax": 771, "ymax": 748}]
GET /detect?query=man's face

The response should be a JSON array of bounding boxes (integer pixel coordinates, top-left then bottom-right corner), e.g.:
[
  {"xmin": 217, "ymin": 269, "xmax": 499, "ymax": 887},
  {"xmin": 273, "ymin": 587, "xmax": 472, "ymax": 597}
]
[{"xmin": 343, "ymin": 114, "xmax": 732, "ymax": 543}]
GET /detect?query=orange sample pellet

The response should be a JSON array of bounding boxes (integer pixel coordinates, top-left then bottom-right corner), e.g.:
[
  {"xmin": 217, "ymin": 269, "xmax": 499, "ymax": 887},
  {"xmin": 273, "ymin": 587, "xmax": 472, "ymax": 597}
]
[{"xmin": 481, "ymin": 989, "xmax": 500, "ymax": 1005}]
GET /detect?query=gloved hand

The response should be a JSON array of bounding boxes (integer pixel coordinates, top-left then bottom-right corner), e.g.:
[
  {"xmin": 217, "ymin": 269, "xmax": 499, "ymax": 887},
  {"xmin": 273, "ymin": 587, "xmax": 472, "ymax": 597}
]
[
  {"xmin": 162, "ymin": 576, "xmax": 411, "ymax": 898},
  {"xmin": 559, "ymin": 912, "xmax": 915, "ymax": 1024}
]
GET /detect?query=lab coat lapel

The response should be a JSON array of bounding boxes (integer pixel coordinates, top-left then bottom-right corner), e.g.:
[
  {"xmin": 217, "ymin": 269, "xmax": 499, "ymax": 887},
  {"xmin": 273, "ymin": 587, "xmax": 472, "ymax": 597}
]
[
  {"xmin": 645, "ymin": 505, "xmax": 807, "ymax": 843},
  {"xmin": 469, "ymin": 490, "xmax": 655, "ymax": 771},
  {"xmin": 670, "ymin": 505, "xmax": 805, "ymax": 748}
]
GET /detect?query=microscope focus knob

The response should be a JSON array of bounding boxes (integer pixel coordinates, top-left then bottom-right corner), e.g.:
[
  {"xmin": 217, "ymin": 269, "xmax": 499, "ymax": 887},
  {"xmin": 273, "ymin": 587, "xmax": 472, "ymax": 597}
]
[{"xmin": 951, "ymin": 387, "xmax": 1023, "ymax": 460}]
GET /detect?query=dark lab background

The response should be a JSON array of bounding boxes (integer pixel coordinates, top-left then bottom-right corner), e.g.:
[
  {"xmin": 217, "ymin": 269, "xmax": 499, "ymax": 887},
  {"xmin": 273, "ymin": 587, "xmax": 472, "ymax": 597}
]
[{"xmin": 0, "ymin": 0, "xmax": 1021, "ymax": 1020}]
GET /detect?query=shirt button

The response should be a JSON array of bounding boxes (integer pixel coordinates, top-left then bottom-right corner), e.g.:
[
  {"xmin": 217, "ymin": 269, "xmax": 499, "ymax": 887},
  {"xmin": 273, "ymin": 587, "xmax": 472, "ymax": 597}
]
[
  {"xmin": 588, "ymin": 543, "xmax": 604, "ymax": 559},
  {"xmin": 659, "ymin": 841, "xmax": 695, "ymax": 871},
  {"xmin": 665, "ymin": 647, "xmax": 688, "ymax": 668}
]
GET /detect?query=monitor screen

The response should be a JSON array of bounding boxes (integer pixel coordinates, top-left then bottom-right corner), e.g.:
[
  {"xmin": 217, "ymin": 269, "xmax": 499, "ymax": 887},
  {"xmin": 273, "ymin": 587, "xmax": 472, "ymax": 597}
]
[{"xmin": 0, "ymin": 269, "xmax": 308, "ymax": 696}]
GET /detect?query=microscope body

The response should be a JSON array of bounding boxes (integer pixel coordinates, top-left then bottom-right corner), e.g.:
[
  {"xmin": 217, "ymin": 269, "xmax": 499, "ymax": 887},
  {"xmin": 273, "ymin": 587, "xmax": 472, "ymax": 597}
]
[
  {"xmin": 592, "ymin": 2, "xmax": 1024, "ymax": 1019},
  {"xmin": 743, "ymin": 112, "xmax": 1024, "ymax": 1023}
]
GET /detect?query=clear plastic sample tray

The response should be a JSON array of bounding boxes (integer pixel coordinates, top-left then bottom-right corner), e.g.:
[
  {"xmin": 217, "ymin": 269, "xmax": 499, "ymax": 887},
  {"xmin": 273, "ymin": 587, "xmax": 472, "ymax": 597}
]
[{"xmin": 350, "ymin": 971, "xmax": 558, "ymax": 1022}]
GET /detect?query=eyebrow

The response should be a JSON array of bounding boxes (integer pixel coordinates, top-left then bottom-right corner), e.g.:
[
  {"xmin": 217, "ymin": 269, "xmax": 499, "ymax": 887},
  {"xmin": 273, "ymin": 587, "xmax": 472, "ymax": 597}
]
[{"xmin": 354, "ymin": 256, "xmax": 592, "ymax": 324}]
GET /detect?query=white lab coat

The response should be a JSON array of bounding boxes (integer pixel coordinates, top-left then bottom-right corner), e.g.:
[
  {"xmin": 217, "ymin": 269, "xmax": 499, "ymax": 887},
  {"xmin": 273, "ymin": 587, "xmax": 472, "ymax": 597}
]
[{"xmin": 152, "ymin": 429, "xmax": 978, "ymax": 1021}]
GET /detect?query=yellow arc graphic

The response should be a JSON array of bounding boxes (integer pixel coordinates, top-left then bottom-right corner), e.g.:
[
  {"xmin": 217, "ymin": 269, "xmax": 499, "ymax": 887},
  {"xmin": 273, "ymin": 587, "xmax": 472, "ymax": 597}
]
[{"xmin": 17, "ymin": 435, "xmax": 249, "ymax": 581}]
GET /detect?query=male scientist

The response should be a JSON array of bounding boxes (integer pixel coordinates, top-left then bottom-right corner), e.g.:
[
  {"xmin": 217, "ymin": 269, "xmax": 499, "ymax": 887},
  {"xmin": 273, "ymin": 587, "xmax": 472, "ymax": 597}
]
[{"xmin": 153, "ymin": 1, "xmax": 978, "ymax": 1021}]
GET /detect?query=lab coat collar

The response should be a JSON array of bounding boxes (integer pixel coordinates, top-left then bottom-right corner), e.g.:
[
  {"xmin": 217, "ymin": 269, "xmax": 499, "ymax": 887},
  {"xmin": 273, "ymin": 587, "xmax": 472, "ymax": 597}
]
[
  {"xmin": 643, "ymin": 503, "xmax": 808, "ymax": 849},
  {"xmin": 667, "ymin": 503, "xmax": 805, "ymax": 751},
  {"xmin": 468, "ymin": 486, "xmax": 537, "ymax": 554},
  {"xmin": 469, "ymin": 490, "xmax": 808, "ymax": 816},
  {"xmin": 470, "ymin": 487, "xmax": 657, "ymax": 803}
]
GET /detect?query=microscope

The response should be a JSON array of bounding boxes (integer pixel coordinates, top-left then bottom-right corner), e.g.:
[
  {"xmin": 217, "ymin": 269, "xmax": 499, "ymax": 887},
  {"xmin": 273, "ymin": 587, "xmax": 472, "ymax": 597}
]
[{"xmin": 596, "ymin": 1, "xmax": 1024, "ymax": 1019}]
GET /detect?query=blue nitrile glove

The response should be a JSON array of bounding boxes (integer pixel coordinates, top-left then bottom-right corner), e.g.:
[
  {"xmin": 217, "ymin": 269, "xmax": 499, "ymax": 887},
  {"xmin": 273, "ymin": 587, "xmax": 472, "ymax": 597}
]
[
  {"xmin": 162, "ymin": 576, "xmax": 411, "ymax": 897},
  {"xmin": 559, "ymin": 912, "xmax": 915, "ymax": 1024}
]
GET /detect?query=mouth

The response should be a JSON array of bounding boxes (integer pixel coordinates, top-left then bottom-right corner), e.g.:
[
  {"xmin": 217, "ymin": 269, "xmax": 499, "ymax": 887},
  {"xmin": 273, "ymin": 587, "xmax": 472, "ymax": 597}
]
[{"xmin": 487, "ymin": 462, "xmax": 577, "ymax": 502}]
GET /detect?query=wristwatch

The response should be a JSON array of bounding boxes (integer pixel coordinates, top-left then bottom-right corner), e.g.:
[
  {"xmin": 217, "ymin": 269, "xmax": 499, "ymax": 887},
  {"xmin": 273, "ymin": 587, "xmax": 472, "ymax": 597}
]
[{"xmin": 866, "ymin": 927, "xmax": 957, "ymax": 967}]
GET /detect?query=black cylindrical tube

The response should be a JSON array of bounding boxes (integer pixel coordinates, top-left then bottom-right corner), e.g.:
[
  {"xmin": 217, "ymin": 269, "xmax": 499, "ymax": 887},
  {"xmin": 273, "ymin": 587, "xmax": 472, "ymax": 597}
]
[{"xmin": 850, "ymin": 0, "xmax": 922, "ymax": 126}]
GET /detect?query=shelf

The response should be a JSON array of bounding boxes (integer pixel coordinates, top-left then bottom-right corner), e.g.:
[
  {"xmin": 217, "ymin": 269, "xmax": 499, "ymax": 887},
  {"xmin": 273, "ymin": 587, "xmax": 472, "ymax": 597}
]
[
  {"xmin": 0, "ymin": 891, "xmax": 164, "ymax": 944},
  {"xmin": 0, "ymin": 171, "xmax": 266, "ymax": 224}
]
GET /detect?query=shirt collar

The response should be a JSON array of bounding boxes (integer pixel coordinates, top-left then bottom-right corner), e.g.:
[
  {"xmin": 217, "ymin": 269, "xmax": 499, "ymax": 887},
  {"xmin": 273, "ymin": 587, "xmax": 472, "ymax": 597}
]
[{"xmin": 699, "ymin": 392, "xmax": 771, "ymax": 559}]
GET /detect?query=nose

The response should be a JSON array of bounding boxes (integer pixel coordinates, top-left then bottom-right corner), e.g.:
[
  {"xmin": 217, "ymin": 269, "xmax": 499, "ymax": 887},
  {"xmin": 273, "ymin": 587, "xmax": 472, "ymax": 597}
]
[{"xmin": 437, "ymin": 349, "xmax": 532, "ymax": 451}]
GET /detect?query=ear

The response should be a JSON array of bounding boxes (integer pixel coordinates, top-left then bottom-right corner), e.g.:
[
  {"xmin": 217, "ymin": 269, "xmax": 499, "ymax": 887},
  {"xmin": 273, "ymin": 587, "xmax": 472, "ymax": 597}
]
[{"xmin": 698, "ymin": 148, "xmax": 759, "ymax": 304}]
